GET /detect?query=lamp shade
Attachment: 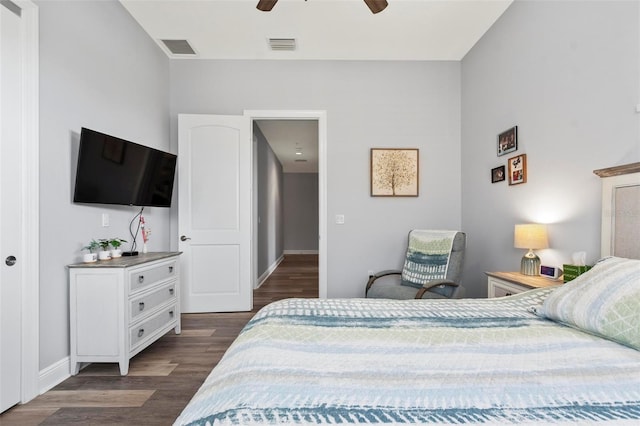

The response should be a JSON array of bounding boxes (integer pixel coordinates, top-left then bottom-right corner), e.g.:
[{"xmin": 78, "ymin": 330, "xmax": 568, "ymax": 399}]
[{"xmin": 514, "ymin": 224, "xmax": 549, "ymax": 249}]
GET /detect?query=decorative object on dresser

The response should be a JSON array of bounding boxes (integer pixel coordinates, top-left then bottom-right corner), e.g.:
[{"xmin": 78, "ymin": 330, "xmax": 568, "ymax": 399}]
[
  {"xmin": 68, "ymin": 252, "xmax": 181, "ymax": 375},
  {"xmin": 81, "ymin": 239, "xmax": 99, "ymax": 263},
  {"xmin": 485, "ymin": 271, "xmax": 561, "ymax": 298},
  {"xmin": 514, "ymin": 223, "xmax": 548, "ymax": 275},
  {"xmin": 108, "ymin": 237, "xmax": 127, "ymax": 258},
  {"xmin": 97, "ymin": 239, "xmax": 112, "ymax": 260}
]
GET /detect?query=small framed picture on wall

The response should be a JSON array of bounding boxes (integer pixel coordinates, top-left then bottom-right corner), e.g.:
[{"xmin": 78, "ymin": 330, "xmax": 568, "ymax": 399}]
[
  {"xmin": 508, "ymin": 154, "xmax": 527, "ymax": 185},
  {"xmin": 491, "ymin": 165, "xmax": 505, "ymax": 183},
  {"xmin": 497, "ymin": 126, "xmax": 518, "ymax": 156}
]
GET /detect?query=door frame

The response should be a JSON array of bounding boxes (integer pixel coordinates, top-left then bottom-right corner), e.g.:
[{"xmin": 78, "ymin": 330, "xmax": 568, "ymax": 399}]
[
  {"xmin": 3, "ymin": 0, "xmax": 40, "ymax": 404},
  {"xmin": 244, "ymin": 110, "xmax": 327, "ymax": 299}
]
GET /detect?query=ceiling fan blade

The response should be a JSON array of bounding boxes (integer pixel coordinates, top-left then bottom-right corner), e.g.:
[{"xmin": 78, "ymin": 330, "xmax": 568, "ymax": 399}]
[
  {"xmin": 364, "ymin": 0, "xmax": 388, "ymax": 14},
  {"xmin": 257, "ymin": 0, "xmax": 278, "ymax": 12}
]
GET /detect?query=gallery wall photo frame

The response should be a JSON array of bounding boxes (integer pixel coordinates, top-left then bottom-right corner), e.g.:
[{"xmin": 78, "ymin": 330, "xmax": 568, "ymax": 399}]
[
  {"xmin": 370, "ymin": 148, "xmax": 419, "ymax": 197},
  {"xmin": 508, "ymin": 154, "xmax": 527, "ymax": 185},
  {"xmin": 498, "ymin": 126, "xmax": 518, "ymax": 156},
  {"xmin": 491, "ymin": 165, "xmax": 505, "ymax": 183}
]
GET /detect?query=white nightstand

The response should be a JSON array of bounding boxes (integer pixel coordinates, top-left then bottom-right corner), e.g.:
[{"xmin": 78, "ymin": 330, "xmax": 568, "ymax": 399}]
[{"xmin": 485, "ymin": 271, "xmax": 562, "ymax": 298}]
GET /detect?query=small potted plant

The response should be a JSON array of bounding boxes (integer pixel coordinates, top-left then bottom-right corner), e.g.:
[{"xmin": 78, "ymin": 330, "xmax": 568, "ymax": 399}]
[
  {"xmin": 97, "ymin": 239, "xmax": 112, "ymax": 260},
  {"xmin": 82, "ymin": 240, "xmax": 99, "ymax": 263},
  {"xmin": 109, "ymin": 238, "xmax": 127, "ymax": 258}
]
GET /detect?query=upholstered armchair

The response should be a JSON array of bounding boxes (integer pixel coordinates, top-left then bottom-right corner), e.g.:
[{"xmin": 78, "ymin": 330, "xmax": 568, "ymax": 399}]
[{"xmin": 365, "ymin": 230, "xmax": 466, "ymax": 299}]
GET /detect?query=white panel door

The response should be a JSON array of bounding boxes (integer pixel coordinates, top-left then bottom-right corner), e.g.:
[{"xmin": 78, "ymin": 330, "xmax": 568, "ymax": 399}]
[
  {"xmin": 178, "ymin": 114, "xmax": 252, "ymax": 312},
  {"xmin": 0, "ymin": 2, "xmax": 23, "ymax": 413}
]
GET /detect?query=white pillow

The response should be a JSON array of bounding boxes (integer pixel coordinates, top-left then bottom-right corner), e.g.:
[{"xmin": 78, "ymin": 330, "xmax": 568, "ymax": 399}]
[{"xmin": 534, "ymin": 256, "xmax": 640, "ymax": 350}]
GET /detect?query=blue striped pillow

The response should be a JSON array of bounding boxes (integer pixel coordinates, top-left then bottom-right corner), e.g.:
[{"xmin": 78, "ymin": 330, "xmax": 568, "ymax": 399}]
[{"xmin": 535, "ymin": 256, "xmax": 640, "ymax": 350}]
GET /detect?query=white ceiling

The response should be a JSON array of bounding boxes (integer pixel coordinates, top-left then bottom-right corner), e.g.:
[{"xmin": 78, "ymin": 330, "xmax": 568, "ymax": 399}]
[
  {"xmin": 256, "ymin": 120, "xmax": 319, "ymax": 173},
  {"xmin": 120, "ymin": 0, "xmax": 513, "ymax": 172},
  {"xmin": 120, "ymin": 0, "xmax": 512, "ymax": 61}
]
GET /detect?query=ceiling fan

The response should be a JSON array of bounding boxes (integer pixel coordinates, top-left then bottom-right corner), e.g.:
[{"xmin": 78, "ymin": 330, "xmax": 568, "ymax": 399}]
[{"xmin": 257, "ymin": 0, "xmax": 388, "ymax": 14}]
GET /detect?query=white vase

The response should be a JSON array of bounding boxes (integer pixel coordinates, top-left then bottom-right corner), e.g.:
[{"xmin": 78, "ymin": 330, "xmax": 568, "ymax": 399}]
[
  {"xmin": 98, "ymin": 250, "xmax": 111, "ymax": 261},
  {"xmin": 83, "ymin": 253, "xmax": 97, "ymax": 263},
  {"xmin": 142, "ymin": 243, "xmax": 148, "ymax": 254},
  {"xmin": 111, "ymin": 249, "xmax": 122, "ymax": 258}
]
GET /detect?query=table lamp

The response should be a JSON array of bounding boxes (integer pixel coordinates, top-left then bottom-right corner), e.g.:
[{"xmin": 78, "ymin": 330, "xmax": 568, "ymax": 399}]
[{"xmin": 514, "ymin": 224, "xmax": 548, "ymax": 275}]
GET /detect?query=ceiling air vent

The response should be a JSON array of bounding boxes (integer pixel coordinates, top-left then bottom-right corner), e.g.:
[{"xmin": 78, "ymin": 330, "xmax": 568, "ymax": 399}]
[
  {"xmin": 160, "ymin": 39, "xmax": 196, "ymax": 55},
  {"xmin": 268, "ymin": 38, "xmax": 296, "ymax": 51},
  {"xmin": 295, "ymin": 159, "xmax": 308, "ymax": 162}
]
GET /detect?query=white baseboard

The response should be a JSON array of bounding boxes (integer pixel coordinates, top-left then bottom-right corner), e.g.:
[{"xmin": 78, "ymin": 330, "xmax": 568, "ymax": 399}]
[
  {"xmin": 283, "ymin": 250, "xmax": 319, "ymax": 255},
  {"xmin": 39, "ymin": 357, "xmax": 71, "ymax": 395},
  {"xmin": 257, "ymin": 254, "xmax": 284, "ymax": 288}
]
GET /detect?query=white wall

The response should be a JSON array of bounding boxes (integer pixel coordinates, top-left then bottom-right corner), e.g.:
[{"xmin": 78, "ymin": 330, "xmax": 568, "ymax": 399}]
[
  {"xmin": 38, "ymin": 0, "xmax": 170, "ymax": 369},
  {"xmin": 170, "ymin": 60, "xmax": 462, "ymax": 298},
  {"xmin": 461, "ymin": 0, "xmax": 640, "ymax": 297}
]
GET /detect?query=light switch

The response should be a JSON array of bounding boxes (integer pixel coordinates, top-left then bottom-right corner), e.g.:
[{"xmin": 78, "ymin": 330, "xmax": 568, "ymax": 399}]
[
  {"xmin": 102, "ymin": 213, "xmax": 110, "ymax": 227},
  {"xmin": 335, "ymin": 214, "xmax": 345, "ymax": 224}
]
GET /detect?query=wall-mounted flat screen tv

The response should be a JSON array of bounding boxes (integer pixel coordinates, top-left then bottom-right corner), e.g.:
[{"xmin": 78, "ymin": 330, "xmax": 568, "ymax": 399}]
[{"xmin": 73, "ymin": 128, "xmax": 177, "ymax": 207}]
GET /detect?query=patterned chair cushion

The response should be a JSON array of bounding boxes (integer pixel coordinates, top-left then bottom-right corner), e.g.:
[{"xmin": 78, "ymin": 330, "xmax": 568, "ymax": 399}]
[{"xmin": 400, "ymin": 230, "xmax": 457, "ymax": 289}]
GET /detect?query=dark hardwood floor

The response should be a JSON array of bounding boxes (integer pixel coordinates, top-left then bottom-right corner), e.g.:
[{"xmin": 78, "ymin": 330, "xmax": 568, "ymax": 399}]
[{"xmin": 1, "ymin": 254, "xmax": 318, "ymax": 425}]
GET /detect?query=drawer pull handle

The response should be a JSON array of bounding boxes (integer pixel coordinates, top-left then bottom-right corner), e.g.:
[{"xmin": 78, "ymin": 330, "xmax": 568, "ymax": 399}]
[
  {"xmin": 169, "ymin": 310, "xmax": 174, "ymax": 317},
  {"xmin": 138, "ymin": 275, "xmax": 144, "ymax": 284},
  {"xmin": 169, "ymin": 288, "xmax": 174, "ymax": 295},
  {"xmin": 139, "ymin": 302, "xmax": 145, "ymax": 311},
  {"xmin": 168, "ymin": 266, "xmax": 174, "ymax": 273},
  {"xmin": 138, "ymin": 328, "xmax": 145, "ymax": 338}
]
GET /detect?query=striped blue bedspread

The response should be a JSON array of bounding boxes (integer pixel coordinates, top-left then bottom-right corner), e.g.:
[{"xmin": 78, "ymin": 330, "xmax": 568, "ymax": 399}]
[{"xmin": 175, "ymin": 289, "xmax": 640, "ymax": 425}]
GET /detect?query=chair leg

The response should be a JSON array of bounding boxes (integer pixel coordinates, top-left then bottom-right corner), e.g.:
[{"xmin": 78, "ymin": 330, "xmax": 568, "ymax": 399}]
[{"xmin": 415, "ymin": 288, "xmax": 427, "ymax": 299}]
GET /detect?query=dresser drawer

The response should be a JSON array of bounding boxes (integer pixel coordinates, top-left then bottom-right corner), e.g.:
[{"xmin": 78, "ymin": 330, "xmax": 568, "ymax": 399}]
[
  {"xmin": 130, "ymin": 304, "xmax": 178, "ymax": 350},
  {"xmin": 129, "ymin": 260, "xmax": 177, "ymax": 292},
  {"xmin": 130, "ymin": 282, "xmax": 177, "ymax": 322}
]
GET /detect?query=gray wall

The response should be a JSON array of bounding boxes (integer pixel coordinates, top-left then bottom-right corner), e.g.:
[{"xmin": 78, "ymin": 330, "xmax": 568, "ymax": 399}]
[
  {"xmin": 38, "ymin": 0, "xmax": 170, "ymax": 369},
  {"xmin": 283, "ymin": 173, "xmax": 319, "ymax": 252},
  {"xmin": 254, "ymin": 123, "xmax": 285, "ymax": 276},
  {"xmin": 460, "ymin": 0, "xmax": 640, "ymax": 297},
  {"xmin": 170, "ymin": 60, "xmax": 463, "ymax": 298}
]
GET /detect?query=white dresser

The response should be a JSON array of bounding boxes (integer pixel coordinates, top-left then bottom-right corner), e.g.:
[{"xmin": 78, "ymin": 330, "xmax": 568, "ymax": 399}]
[{"xmin": 68, "ymin": 252, "xmax": 181, "ymax": 375}]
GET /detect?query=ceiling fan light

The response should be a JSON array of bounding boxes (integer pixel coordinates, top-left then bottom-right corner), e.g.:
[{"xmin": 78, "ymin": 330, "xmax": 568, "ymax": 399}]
[
  {"xmin": 257, "ymin": 0, "xmax": 278, "ymax": 12},
  {"xmin": 364, "ymin": 0, "xmax": 388, "ymax": 14}
]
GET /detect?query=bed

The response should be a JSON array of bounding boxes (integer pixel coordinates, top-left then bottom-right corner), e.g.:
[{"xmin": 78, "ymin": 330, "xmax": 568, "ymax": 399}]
[{"xmin": 175, "ymin": 164, "xmax": 640, "ymax": 425}]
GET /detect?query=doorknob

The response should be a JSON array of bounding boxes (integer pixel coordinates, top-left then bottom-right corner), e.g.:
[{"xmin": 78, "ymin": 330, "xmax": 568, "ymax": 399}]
[
  {"xmin": 5, "ymin": 256, "xmax": 16, "ymax": 266},
  {"xmin": 180, "ymin": 235, "xmax": 191, "ymax": 241}
]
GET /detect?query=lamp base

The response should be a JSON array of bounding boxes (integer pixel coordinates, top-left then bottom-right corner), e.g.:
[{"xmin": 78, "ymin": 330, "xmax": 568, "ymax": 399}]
[{"xmin": 520, "ymin": 249, "xmax": 540, "ymax": 276}]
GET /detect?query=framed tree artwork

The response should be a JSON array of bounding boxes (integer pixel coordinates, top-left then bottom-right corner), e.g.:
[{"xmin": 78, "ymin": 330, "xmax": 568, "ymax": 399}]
[
  {"xmin": 508, "ymin": 154, "xmax": 527, "ymax": 185},
  {"xmin": 370, "ymin": 148, "xmax": 419, "ymax": 197}
]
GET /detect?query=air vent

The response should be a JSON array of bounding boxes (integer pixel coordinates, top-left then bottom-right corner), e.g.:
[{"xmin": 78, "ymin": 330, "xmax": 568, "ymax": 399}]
[
  {"xmin": 268, "ymin": 38, "xmax": 296, "ymax": 51},
  {"xmin": 160, "ymin": 39, "xmax": 196, "ymax": 55},
  {"xmin": 295, "ymin": 159, "xmax": 308, "ymax": 162}
]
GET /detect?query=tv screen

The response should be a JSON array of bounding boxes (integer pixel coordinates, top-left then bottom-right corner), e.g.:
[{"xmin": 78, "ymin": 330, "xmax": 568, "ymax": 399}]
[{"xmin": 73, "ymin": 128, "xmax": 177, "ymax": 207}]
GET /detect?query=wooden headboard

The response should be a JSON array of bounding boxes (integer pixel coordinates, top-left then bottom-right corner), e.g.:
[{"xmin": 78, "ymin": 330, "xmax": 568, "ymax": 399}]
[{"xmin": 594, "ymin": 162, "xmax": 640, "ymax": 259}]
